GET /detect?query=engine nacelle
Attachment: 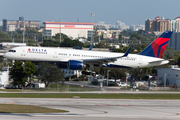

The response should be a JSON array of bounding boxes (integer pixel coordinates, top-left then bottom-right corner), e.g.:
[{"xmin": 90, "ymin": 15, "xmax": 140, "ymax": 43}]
[{"xmin": 68, "ymin": 60, "xmax": 86, "ymax": 70}]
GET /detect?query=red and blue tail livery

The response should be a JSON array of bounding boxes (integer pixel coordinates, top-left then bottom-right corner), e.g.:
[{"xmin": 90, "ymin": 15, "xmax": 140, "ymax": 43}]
[{"xmin": 139, "ymin": 31, "xmax": 173, "ymax": 58}]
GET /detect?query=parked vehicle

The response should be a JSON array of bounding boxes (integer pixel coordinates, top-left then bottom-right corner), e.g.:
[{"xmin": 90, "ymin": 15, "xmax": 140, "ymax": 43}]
[
  {"xmin": 31, "ymin": 83, "xmax": 45, "ymax": 88},
  {"xmin": 109, "ymin": 47, "xmax": 115, "ymax": 51},
  {"xmin": 117, "ymin": 82, "xmax": 129, "ymax": 87}
]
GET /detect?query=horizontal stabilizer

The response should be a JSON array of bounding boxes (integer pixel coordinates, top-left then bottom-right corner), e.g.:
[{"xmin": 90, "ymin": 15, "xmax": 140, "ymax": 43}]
[{"xmin": 148, "ymin": 60, "xmax": 169, "ymax": 66}]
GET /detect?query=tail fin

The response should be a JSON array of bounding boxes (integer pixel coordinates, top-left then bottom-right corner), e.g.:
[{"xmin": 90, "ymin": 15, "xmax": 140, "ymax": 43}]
[{"xmin": 139, "ymin": 31, "xmax": 173, "ymax": 58}]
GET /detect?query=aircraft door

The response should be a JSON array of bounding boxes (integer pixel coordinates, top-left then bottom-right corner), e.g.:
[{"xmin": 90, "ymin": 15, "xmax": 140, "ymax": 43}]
[
  {"xmin": 21, "ymin": 48, "xmax": 26, "ymax": 56},
  {"xmin": 53, "ymin": 50, "xmax": 58, "ymax": 58},
  {"xmin": 139, "ymin": 57, "xmax": 142, "ymax": 65}
]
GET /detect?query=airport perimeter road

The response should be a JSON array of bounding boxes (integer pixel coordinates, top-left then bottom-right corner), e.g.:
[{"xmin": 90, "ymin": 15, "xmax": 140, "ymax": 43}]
[
  {"xmin": 1, "ymin": 91, "xmax": 180, "ymax": 94},
  {"xmin": 0, "ymin": 98, "xmax": 180, "ymax": 120}
]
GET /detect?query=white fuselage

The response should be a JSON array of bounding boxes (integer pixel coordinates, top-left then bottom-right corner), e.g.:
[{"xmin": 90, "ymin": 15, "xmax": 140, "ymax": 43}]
[{"xmin": 4, "ymin": 46, "xmax": 169, "ymax": 68}]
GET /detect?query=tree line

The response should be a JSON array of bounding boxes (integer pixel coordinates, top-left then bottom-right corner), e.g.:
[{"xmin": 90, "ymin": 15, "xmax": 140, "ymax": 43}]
[{"xmin": 9, "ymin": 61, "xmax": 64, "ymax": 89}]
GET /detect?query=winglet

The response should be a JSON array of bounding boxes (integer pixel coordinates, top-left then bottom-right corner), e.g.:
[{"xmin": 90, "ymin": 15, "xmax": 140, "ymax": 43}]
[
  {"xmin": 122, "ymin": 47, "xmax": 131, "ymax": 57},
  {"xmin": 89, "ymin": 44, "xmax": 93, "ymax": 51}
]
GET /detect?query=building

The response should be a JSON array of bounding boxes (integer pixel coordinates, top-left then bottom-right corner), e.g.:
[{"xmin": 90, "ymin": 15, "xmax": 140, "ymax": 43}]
[
  {"xmin": 116, "ymin": 21, "xmax": 129, "ymax": 30},
  {"xmin": 145, "ymin": 16, "xmax": 170, "ymax": 33},
  {"xmin": 95, "ymin": 21, "xmax": 130, "ymax": 30},
  {"xmin": 101, "ymin": 30, "xmax": 122, "ymax": 40},
  {"xmin": 43, "ymin": 22, "xmax": 94, "ymax": 39},
  {"xmin": 95, "ymin": 21, "xmax": 110, "ymax": 30},
  {"xmin": 3, "ymin": 16, "xmax": 41, "ymax": 32},
  {"xmin": 156, "ymin": 66, "xmax": 180, "ymax": 87},
  {"xmin": 130, "ymin": 24, "xmax": 145, "ymax": 31},
  {"xmin": 167, "ymin": 32, "xmax": 180, "ymax": 50},
  {"xmin": 145, "ymin": 16, "xmax": 180, "ymax": 33},
  {"xmin": 0, "ymin": 68, "xmax": 9, "ymax": 87}
]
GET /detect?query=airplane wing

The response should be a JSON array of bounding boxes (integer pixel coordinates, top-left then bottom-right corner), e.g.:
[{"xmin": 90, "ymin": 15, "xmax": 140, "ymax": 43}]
[{"xmin": 83, "ymin": 47, "xmax": 131, "ymax": 64}]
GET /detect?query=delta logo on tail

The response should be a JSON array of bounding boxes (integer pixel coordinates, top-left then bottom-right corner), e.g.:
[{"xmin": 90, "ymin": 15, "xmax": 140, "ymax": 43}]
[{"xmin": 139, "ymin": 31, "xmax": 173, "ymax": 58}]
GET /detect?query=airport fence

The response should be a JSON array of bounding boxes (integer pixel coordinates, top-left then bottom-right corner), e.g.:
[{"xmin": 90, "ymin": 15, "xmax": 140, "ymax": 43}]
[
  {"xmin": 6, "ymin": 84, "xmax": 101, "ymax": 92},
  {"xmin": 3, "ymin": 83, "xmax": 180, "ymax": 92},
  {"xmin": 14, "ymin": 86, "xmax": 180, "ymax": 92},
  {"xmin": 132, "ymin": 85, "xmax": 180, "ymax": 92}
]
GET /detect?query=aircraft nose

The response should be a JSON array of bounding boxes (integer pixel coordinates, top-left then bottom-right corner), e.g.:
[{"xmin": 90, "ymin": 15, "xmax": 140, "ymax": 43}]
[
  {"xmin": 3, "ymin": 53, "xmax": 8, "ymax": 58},
  {"xmin": 3, "ymin": 53, "xmax": 6, "ymax": 57}
]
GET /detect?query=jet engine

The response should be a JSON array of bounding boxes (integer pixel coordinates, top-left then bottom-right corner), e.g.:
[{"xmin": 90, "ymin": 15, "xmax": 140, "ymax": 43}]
[{"xmin": 68, "ymin": 60, "xmax": 86, "ymax": 70}]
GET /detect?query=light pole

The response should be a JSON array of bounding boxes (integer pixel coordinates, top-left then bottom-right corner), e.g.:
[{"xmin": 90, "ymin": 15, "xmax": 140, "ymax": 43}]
[
  {"xmin": 164, "ymin": 74, "xmax": 166, "ymax": 89},
  {"xmin": 23, "ymin": 19, "xmax": 28, "ymax": 43},
  {"xmin": 23, "ymin": 20, "xmax": 25, "ymax": 43},
  {"xmin": 91, "ymin": 13, "xmax": 95, "ymax": 44},
  {"xmin": 125, "ymin": 72, "xmax": 128, "ymax": 90},
  {"xmin": 59, "ymin": 19, "xmax": 61, "ymax": 44},
  {"xmin": 42, "ymin": 33, "xmax": 43, "ymax": 43},
  {"xmin": 107, "ymin": 70, "xmax": 110, "ymax": 86}
]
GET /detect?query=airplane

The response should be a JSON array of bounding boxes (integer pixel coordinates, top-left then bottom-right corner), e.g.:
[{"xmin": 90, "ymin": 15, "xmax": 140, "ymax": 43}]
[{"xmin": 3, "ymin": 31, "xmax": 173, "ymax": 70}]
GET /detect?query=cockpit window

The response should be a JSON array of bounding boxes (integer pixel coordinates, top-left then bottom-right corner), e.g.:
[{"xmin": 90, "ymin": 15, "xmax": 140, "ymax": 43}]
[{"xmin": 8, "ymin": 50, "xmax": 16, "ymax": 53}]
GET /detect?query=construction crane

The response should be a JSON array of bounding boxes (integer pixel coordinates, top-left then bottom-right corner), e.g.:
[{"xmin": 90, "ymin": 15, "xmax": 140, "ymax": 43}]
[{"xmin": 131, "ymin": 21, "xmax": 137, "ymax": 31}]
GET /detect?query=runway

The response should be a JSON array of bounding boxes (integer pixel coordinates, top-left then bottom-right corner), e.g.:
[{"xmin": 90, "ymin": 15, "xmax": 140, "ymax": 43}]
[{"xmin": 0, "ymin": 98, "xmax": 180, "ymax": 120}]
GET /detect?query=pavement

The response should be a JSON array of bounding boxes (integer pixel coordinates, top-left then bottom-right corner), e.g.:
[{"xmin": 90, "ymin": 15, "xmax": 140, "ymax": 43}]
[
  {"xmin": 0, "ymin": 98, "xmax": 180, "ymax": 120},
  {"xmin": 1, "ymin": 90, "xmax": 180, "ymax": 94}
]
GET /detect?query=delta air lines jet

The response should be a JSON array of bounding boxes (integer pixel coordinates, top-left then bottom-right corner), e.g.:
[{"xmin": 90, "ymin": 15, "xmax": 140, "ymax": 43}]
[{"xmin": 3, "ymin": 31, "xmax": 173, "ymax": 70}]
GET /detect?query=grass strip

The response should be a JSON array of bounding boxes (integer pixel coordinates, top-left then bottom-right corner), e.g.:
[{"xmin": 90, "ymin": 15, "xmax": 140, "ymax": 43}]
[
  {"xmin": 0, "ymin": 93, "xmax": 180, "ymax": 99},
  {"xmin": 0, "ymin": 104, "xmax": 68, "ymax": 113}
]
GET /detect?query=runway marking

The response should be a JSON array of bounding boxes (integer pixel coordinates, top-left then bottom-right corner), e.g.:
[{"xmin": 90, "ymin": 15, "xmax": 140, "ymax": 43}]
[
  {"xmin": 96, "ymin": 104, "xmax": 131, "ymax": 106},
  {"xmin": 40, "ymin": 104, "xmax": 108, "ymax": 115},
  {"xmin": 6, "ymin": 102, "xmax": 15, "ymax": 104},
  {"xmin": 127, "ymin": 105, "xmax": 180, "ymax": 116}
]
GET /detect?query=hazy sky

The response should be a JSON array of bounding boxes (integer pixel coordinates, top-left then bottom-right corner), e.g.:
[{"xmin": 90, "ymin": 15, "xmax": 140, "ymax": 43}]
[{"xmin": 1, "ymin": 0, "xmax": 180, "ymax": 25}]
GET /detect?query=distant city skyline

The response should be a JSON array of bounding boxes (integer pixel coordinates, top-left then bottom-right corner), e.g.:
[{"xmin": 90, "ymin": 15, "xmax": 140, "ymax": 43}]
[{"xmin": 1, "ymin": 0, "xmax": 180, "ymax": 26}]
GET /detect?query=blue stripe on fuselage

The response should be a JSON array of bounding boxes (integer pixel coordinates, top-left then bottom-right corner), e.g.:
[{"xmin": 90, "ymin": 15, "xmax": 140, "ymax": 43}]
[{"xmin": 102, "ymin": 64, "xmax": 132, "ymax": 68}]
